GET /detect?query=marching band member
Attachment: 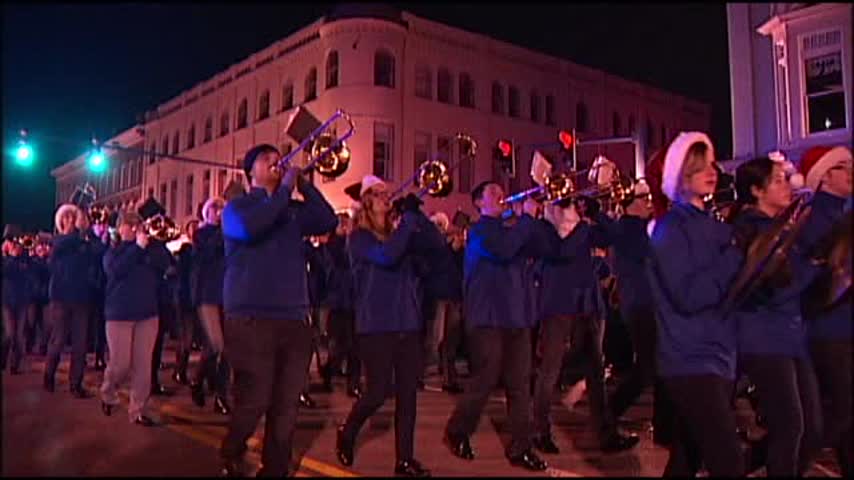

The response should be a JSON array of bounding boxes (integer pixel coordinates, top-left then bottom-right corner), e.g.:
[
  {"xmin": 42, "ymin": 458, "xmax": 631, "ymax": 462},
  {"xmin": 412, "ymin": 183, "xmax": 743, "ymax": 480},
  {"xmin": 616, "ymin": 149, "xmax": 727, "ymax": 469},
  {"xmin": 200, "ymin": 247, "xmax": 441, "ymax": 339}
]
[
  {"xmin": 729, "ymin": 156, "xmax": 823, "ymax": 476},
  {"xmin": 189, "ymin": 196, "xmax": 231, "ymax": 415},
  {"xmin": 2, "ymin": 226, "xmax": 30, "ymax": 374},
  {"xmin": 219, "ymin": 144, "xmax": 337, "ymax": 477},
  {"xmin": 443, "ymin": 181, "xmax": 549, "ymax": 471},
  {"xmin": 171, "ymin": 242, "xmax": 195, "ymax": 386},
  {"xmin": 44, "ymin": 204, "xmax": 97, "ymax": 397},
  {"xmin": 335, "ymin": 176, "xmax": 443, "ymax": 477},
  {"xmin": 88, "ymin": 219, "xmax": 111, "ymax": 372},
  {"xmin": 797, "ymin": 145, "xmax": 852, "ymax": 478},
  {"xmin": 28, "ymin": 235, "xmax": 52, "ymax": 356},
  {"xmin": 646, "ymin": 132, "xmax": 745, "ymax": 476},
  {"xmin": 99, "ymin": 211, "xmax": 171, "ymax": 425}
]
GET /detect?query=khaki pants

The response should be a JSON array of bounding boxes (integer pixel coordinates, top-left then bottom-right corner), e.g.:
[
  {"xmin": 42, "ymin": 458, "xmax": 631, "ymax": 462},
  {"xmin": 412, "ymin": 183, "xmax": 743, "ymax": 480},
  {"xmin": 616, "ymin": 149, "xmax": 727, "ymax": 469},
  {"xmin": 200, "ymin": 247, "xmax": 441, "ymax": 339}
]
[{"xmin": 100, "ymin": 316, "xmax": 159, "ymax": 422}]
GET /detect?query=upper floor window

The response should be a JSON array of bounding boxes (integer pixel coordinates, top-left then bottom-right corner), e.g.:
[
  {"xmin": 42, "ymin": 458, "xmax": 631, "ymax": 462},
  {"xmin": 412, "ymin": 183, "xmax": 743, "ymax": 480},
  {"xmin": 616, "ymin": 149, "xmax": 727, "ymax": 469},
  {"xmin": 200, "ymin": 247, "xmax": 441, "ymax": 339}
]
[
  {"xmin": 185, "ymin": 175, "xmax": 194, "ymax": 216},
  {"xmin": 437, "ymin": 68, "xmax": 453, "ymax": 104},
  {"xmin": 459, "ymin": 73, "xmax": 475, "ymax": 109},
  {"xmin": 803, "ymin": 39, "xmax": 846, "ymax": 134},
  {"xmin": 161, "ymin": 136, "xmax": 169, "ymax": 155},
  {"xmin": 236, "ymin": 98, "xmax": 248, "ymax": 129},
  {"xmin": 545, "ymin": 95, "xmax": 555, "ymax": 126},
  {"xmin": 187, "ymin": 124, "xmax": 195, "ymax": 149},
  {"xmin": 612, "ymin": 112, "xmax": 622, "ymax": 136},
  {"xmin": 508, "ymin": 86, "xmax": 520, "ymax": 118},
  {"xmin": 576, "ymin": 102, "xmax": 589, "ymax": 133},
  {"xmin": 148, "ymin": 142, "xmax": 157, "ymax": 164},
  {"xmin": 171, "ymin": 131, "xmax": 180, "ymax": 155},
  {"xmin": 220, "ymin": 111, "xmax": 230, "ymax": 137},
  {"xmin": 628, "ymin": 115, "xmax": 636, "ymax": 134},
  {"xmin": 204, "ymin": 117, "xmax": 213, "ymax": 143},
  {"xmin": 415, "ymin": 65, "xmax": 432, "ymax": 99},
  {"xmin": 491, "ymin": 82, "xmax": 504, "ymax": 114},
  {"xmin": 530, "ymin": 91, "xmax": 541, "ymax": 123},
  {"xmin": 646, "ymin": 117, "xmax": 655, "ymax": 147},
  {"xmin": 258, "ymin": 90, "xmax": 270, "ymax": 120},
  {"xmin": 373, "ymin": 122, "xmax": 394, "ymax": 179},
  {"xmin": 282, "ymin": 81, "xmax": 294, "ymax": 111},
  {"xmin": 304, "ymin": 68, "xmax": 317, "ymax": 102},
  {"xmin": 661, "ymin": 125, "xmax": 668, "ymax": 145},
  {"xmin": 326, "ymin": 51, "xmax": 339, "ymax": 89},
  {"xmin": 374, "ymin": 50, "xmax": 395, "ymax": 88}
]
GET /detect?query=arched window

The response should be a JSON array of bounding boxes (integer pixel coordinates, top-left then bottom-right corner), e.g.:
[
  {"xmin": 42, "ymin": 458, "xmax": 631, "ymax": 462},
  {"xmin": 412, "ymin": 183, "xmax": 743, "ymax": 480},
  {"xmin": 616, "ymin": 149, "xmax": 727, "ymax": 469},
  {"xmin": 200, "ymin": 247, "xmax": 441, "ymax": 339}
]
[
  {"xmin": 258, "ymin": 90, "xmax": 270, "ymax": 120},
  {"xmin": 508, "ymin": 86, "xmax": 520, "ymax": 118},
  {"xmin": 281, "ymin": 81, "xmax": 294, "ymax": 111},
  {"xmin": 161, "ymin": 136, "xmax": 169, "ymax": 155},
  {"xmin": 415, "ymin": 65, "xmax": 432, "ymax": 99},
  {"xmin": 530, "ymin": 91, "xmax": 541, "ymax": 122},
  {"xmin": 491, "ymin": 82, "xmax": 504, "ymax": 114},
  {"xmin": 437, "ymin": 68, "xmax": 453, "ymax": 104},
  {"xmin": 612, "ymin": 112, "xmax": 622, "ymax": 136},
  {"xmin": 236, "ymin": 98, "xmax": 248, "ymax": 129},
  {"xmin": 204, "ymin": 117, "xmax": 213, "ymax": 143},
  {"xmin": 187, "ymin": 124, "xmax": 195, "ymax": 149},
  {"xmin": 545, "ymin": 95, "xmax": 555, "ymax": 125},
  {"xmin": 220, "ymin": 111, "xmax": 230, "ymax": 137},
  {"xmin": 304, "ymin": 68, "xmax": 317, "ymax": 102},
  {"xmin": 326, "ymin": 51, "xmax": 339, "ymax": 89},
  {"xmin": 576, "ymin": 102, "xmax": 589, "ymax": 133},
  {"xmin": 374, "ymin": 50, "xmax": 395, "ymax": 88},
  {"xmin": 148, "ymin": 142, "xmax": 157, "ymax": 164},
  {"xmin": 172, "ymin": 131, "xmax": 180, "ymax": 154},
  {"xmin": 459, "ymin": 73, "xmax": 475, "ymax": 108}
]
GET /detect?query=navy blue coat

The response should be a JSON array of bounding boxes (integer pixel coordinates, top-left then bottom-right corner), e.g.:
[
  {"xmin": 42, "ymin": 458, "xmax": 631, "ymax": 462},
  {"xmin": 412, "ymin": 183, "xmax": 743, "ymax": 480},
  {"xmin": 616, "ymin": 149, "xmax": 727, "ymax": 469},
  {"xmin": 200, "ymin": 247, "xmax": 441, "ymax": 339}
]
[
  {"xmin": 610, "ymin": 215, "xmax": 654, "ymax": 316},
  {"xmin": 423, "ymin": 240, "xmax": 464, "ymax": 302},
  {"xmin": 646, "ymin": 203, "xmax": 744, "ymax": 379},
  {"xmin": 2, "ymin": 256, "xmax": 32, "ymax": 307},
  {"xmin": 463, "ymin": 213, "xmax": 551, "ymax": 330},
  {"xmin": 103, "ymin": 240, "xmax": 173, "ymax": 321},
  {"xmin": 305, "ymin": 240, "xmax": 328, "ymax": 307},
  {"xmin": 49, "ymin": 230, "xmax": 101, "ymax": 304},
  {"xmin": 732, "ymin": 208, "xmax": 821, "ymax": 358},
  {"xmin": 191, "ymin": 224, "xmax": 225, "ymax": 306},
  {"xmin": 798, "ymin": 191, "xmax": 851, "ymax": 341},
  {"xmin": 173, "ymin": 244, "xmax": 194, "ymax": 308},
  {"xmin": 322, "ymin": 233, "xmax": 354, "ymax": 310},
  {"xmin": 348, "ymin": 211, "xmax": 445, "ymax": 334},
  {"xmin": 26, "ymin": 256, "xmax": 50, "ymax": 305},
  {"xmin": 222, "ymin": 182, "xmax": 338, "ymax": 321}
]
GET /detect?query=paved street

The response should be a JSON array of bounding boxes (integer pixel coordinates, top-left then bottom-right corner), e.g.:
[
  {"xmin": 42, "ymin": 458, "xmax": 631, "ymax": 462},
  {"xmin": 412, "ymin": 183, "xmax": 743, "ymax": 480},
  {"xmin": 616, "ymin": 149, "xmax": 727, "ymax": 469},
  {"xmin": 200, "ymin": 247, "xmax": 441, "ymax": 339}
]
[{"xmin": 2, "ymin": 345, "xmax": 844, "ymax": 477}]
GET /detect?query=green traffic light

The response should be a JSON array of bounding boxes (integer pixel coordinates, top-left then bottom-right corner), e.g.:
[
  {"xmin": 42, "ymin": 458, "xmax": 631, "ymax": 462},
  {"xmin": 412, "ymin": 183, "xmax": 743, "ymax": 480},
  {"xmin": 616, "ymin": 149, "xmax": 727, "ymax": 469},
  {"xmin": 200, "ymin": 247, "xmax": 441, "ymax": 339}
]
[
  {"xmin": 88, "ymin": 150, "xmax": 107, "ymax": 173},
  {"xmin": 14, "ymin": 143, "xmax": 34, "ymax": 167}
]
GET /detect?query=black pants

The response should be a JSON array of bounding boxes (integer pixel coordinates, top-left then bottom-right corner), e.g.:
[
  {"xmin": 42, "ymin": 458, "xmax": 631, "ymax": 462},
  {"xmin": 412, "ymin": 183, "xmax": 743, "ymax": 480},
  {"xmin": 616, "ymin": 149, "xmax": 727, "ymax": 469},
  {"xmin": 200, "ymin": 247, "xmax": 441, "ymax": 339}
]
[
  {"xmin": 221, "ymin": 317, "xmax": 313, "ymax": 477},
  {"xmin": 810, "ymin": 339, "xmax": 852, "ymax": 478},
  {"xmin": 173, "ymin": 305, "xmax": 195, "ymax": 376},
  {"xmin": 326, "ymin": 308, "xmax": 361, "ymax": 388},
  {"xmin": 739, "ymin": 354, "xmax": 823, "ymax": 476},
  {"xmin": 45, "ymin": 302, "xmax": 90, "ymax": 389},
  {"xmin": 663, "ymin": 375, "xmax": 744, "ymax": 477},
  {"xmin": 151, "ymin": 302, "xmax": 174, "ymax": 387},
  {"xmin": 610, "ymin": 304, "xmax": 657, "ymax": 419},
  {"xmin": 534, "ymin": 314, "xmax": 615, "ymax": 442},
  {"xmin": 341, "ymin": 332, "xmax": 421, "ymax": 462},
  {"xmin": 446, "ymin": 327, "xmax": 532, "ymax": 458},
  {"xmin": 2, "ymin": 305, "xmax": 28, "ymax": 372},
  {"xmin": 89, "ymin": 301, "xmax": 106, "ymax": 363}
]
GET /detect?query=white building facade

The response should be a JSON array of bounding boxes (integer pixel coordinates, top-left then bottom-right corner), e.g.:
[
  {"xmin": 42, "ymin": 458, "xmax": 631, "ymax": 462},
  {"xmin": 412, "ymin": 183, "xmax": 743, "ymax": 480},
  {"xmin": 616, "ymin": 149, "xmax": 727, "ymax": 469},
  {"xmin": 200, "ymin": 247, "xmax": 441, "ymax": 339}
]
[
  {"xmin": 727, "ymin": 3, "xmax": 852, "ymax": 164},
  {"xmin": 54, "ymin": 6, "xmax": 710, "ymax": 224}
]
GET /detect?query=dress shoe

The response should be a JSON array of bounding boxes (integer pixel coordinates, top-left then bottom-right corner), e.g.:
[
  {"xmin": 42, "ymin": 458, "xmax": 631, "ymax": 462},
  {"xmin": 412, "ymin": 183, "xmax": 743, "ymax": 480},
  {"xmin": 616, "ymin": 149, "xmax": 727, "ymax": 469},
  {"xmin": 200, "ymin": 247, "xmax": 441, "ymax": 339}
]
[
  {"xmin": 190, "ymin": 383, "xmax": 206, "ymax": 407},
  {"xmin": 95, "ymin": 358, "xmax": 107, "ymax": 371},
  {"xmin": 172, "ymin": 369, "xmax": 189, "ymax": 385},
  {"xmin": 441, "ymin": 383, "xmax": 463, "ymax": 394},
  {"xmin": 299, "ymin": 392, "xmax": 316, "ymax": 409},
  {"xmin": 394, "ymin": 458, "xmax": 431, "ymax": 477},
  {"xmin": 601, "ymin": 432, "xmax": 640, "ymax": 453},
  {"xmin": 43, "ymin": 375, "xmax": 55, "ymax": 393},
  {"xmin": 532, "ymin": 434, "xmax": 560, "ymax": 454},
  {"xmin": 508, "ymin": 449, "xmax": 548, "ymax": 471},
  {"xmin": 101, "ymin": 401, "xmax": 114, "ymax": 416},
  {"xmin": 346, "ymin": 385, "xmax": 362, "ymax": 399},
  {"xmin": 70, "ymin": 386, "xmax": 93, "ymax": 399},
  {"xmin": 444, "ymin": 433, "xmax": 475, "ymax": 460},
  {"xmin": 150, "ymin": 384, "xmax": 173, "ymax": 396},
  {"xmin": 133, "ymin": 415, "xmax": 156, "ymax": 427},
  {"xmin": 214, "ymin": 396, "xmax": 231, "ymax": 415},
  {"xmin": 336, "ymin": 426, "xmax": 355, "ymax": 466},
  {"xmin": 220, "ymin": 459, "xmax": 242, "ymax": 477}
]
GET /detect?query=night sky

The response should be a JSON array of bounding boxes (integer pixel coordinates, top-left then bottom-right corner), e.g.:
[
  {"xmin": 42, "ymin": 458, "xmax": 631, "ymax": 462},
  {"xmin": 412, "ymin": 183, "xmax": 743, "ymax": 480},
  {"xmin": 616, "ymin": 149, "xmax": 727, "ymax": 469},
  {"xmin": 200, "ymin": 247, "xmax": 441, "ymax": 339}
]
[{"xmin": 2, "ymin": 3, "xmax": 731, "ymax": 232}]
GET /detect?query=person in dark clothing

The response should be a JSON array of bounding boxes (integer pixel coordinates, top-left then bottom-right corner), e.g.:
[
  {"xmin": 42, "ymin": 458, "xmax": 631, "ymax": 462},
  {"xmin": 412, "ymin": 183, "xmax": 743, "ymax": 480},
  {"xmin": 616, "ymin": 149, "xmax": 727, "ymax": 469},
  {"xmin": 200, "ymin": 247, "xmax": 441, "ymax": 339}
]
[
  {"xmin": 444, "ymin": 181, "xmax": 549, "ymax": 472},
  {"xmin": 150, "ymin": 237, "xmax": 176, "ymax": 397},
  {"xmin": 646, "ymin": 132, "xmax": 745, "ymax": 477},
  {"xmin": 171, "ymin": 241, "xmax": 196, "ymax": 386},
  {"xmin": 189, "ymin": 197, "xmax": 231, "ymax": 415},
  {"xmin": 88, "ymin": 221, "xmax": 110, "ymax": 372},
  {"xmin": 796, "ymin": 145, "xmax": 852, "ymax": 478},
  {"xmin": 300, "ymin": 235, "xmax": 328, "ymax": 409},
  {"xmin": 99, "ymin": 211, "xmax": 172, "ymax": 425},
  {"xmin": 219, "ymin": 144, "xmax": 338, "ymax": 478},
  {"xmin": 2, "ymin": 236, "xmax": 30, "ymax": 374},
  {"xmin": 728, "ymin": 156, "xmax": 824, "ymax": 476},
  {"xmin": 26, "ymin": 238, "xmax": 52, "ymax": 356}
]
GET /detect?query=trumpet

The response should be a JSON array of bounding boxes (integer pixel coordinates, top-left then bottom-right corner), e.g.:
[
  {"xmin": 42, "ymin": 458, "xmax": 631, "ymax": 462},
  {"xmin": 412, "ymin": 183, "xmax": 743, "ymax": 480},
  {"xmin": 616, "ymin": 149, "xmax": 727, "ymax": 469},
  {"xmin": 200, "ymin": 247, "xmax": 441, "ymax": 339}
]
[
  {"xmin": 14, "ymin": 234, "xmax": 37, "ymax": 251},
  {"xmin": 89, "ymin": 205, "xmax": 110, "ymax": 226},
  {"xmin": 276, "ymin": 107, "xmax": 355, "ymax": 178},
  {"xmin": 143, "ymin": 214, "xmax": 181, "ymax": 242}
]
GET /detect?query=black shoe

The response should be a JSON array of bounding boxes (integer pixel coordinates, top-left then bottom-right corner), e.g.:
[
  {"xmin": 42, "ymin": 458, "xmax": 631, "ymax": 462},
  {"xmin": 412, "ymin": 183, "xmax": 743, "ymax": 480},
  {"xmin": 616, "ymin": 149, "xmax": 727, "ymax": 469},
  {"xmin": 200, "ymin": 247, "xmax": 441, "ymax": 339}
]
[
  {"xmin": 213, "ymin": 396, "xmax": 231, "ymax": 415},
  {"xmin": 532, "ymin": 434, "xmax": 560, "ymax": 454},
  {"xmin": 190, "ymin": 382, "xmax": 206, "ymax": 407},
  {"xmin": 150, "ymin": 384, "xmax": 173, "ymax": 396},
  {"xmin": 508, "ymin": 449, "xmax": 548, "ymax": 471},
  {"xmin": 43, "ymin": 375, "xmax": 55, "ymax": 393},
  {"xmin": 70, "ymin": 386, "xmax": 93, "ymax": 399},
  {"xmin": 444, "ymin": 433, "xmax": 475, "ymax": 460},
  {"xmin": 101, "ymin": 401, "xmax": 114, "ymax": 416},
  {"xmin": 95, "ymin": 358, "xmax": 107, "ymax": 371},
  {"xmin": 394, "ymin": 458, "xmax": 431, "ymax": 477},
  {"xmin": 220, "ymin": 459, "xmax": 242, "ymax": 477},
  {"xmin": 601, "ymin": 432, "xmax": 640, "ymax": 453},
  {"xmin": 172, "ymin": 370, "xmax": 189, "ymax": 385},
  {"xmin": 336, "ymin": 426, "xmax": 355, "ymax": 466},
  {"xmin": 133, "ymin": 415, "xmax": 156, "ymax": 427},
  {"xmin": 299, "ymin": 392, "xmax": 316, "ymax": 409},
  {"xmin": 441, "ymin": 383, "xmax": 463, "ymax": 394},
  {"xmin": 346, "ymin": 385, "xmax": 362, "ymax": 399}
]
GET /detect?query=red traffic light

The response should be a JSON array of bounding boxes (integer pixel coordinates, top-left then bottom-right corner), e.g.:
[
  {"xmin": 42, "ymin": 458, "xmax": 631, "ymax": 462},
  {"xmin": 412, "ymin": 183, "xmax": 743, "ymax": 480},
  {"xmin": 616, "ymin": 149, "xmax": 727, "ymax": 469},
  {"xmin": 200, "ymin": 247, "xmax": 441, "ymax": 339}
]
[
  {"xmin": 558, "ymin": 131, "xmax": 574, "ymax": 150},
  {"xmin": 497, "ymin": 140, "xmax": 512, "ymax": 157}
]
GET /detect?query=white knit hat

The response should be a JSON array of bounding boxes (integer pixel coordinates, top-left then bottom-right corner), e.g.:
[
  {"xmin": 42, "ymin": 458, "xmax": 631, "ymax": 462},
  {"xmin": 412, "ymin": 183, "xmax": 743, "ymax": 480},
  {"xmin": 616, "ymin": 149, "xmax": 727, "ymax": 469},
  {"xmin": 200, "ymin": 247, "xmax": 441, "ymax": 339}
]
[
  {"xmin": 201, "ymin": 196, "xmax": 225, "ymax": 224},
  {"xmin": 54, "ymin": 204, "xmax": 81, "ymax": 232},
  {"xmin": 360, "ymin": 175, "xmax": 387, "ymax": 197},
  {"xmin": 662, "ymin": 132, "xmax": 715, "ymax": 201}
]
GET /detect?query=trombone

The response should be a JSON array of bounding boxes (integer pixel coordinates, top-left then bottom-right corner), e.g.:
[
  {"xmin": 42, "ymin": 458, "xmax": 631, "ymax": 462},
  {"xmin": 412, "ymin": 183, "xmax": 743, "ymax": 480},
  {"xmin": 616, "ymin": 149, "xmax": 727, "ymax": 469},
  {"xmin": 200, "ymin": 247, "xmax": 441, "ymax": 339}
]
[
  {"xmin": 392, "ymin": 133, "xmax": 478, "ymax": 201},
  {"xmin": 275, "ymin": 108, "xmax": 355, "ymax": 178},
  {"xmin": 143, "ymin": 214, "xmax": 182, "ymax": 242}
]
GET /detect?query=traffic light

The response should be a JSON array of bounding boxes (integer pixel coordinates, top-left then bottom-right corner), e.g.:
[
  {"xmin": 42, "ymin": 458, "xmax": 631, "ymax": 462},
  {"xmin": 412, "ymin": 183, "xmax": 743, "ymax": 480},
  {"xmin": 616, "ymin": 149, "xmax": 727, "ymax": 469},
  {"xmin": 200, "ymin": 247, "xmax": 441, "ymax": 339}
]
[
  {"xmin": 87, "ymin": 139, "xmax": 108, "ymax": 173},
  {"xmin": 13, "ymin": 129, "xmax": 34, "ymax": 167},
  {"xmin": 494, "ymin": 139, "xmax": 516, "ymax": 177},
  {"xmin": 558, "ymin": 130, "xmax": 574, "ymax": 152}
]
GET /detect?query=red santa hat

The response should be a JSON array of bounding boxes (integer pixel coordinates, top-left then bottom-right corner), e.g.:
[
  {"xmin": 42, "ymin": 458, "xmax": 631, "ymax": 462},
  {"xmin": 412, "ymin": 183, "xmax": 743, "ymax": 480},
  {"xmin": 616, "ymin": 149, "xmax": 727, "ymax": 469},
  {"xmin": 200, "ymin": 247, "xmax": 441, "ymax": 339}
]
[
  {"xmin": 662, "ymin": 131, "xmax": 715, "ymax": 201},
  {"xmin": 800, "ymin": 146, "xmax": 852, "ymax": 191}
]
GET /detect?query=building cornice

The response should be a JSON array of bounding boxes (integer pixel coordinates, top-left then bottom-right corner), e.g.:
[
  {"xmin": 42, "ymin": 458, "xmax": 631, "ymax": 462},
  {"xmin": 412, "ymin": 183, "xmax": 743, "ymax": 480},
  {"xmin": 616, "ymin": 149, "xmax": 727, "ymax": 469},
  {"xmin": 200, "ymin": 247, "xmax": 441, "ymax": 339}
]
[{"xmin": 758, "ymin": 3, "xmax": 850, "ymax": 36}]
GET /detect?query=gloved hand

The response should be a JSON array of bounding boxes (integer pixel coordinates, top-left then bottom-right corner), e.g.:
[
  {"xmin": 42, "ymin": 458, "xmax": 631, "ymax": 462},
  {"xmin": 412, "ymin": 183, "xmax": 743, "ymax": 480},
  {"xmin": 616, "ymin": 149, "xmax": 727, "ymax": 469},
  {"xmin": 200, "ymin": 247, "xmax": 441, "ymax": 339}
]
[{"xmin": 400, "ymin": 193, "xmax": 424, "ymax": 214}]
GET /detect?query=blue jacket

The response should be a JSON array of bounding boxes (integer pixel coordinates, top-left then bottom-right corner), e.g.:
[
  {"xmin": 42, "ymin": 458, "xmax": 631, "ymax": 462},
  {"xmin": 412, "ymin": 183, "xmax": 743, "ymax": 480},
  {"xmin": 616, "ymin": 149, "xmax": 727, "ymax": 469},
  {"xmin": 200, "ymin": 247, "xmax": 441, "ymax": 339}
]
[
  {"xmin": 173, "ymin": 244, "xmax": 194, "ymax": 308},
  {"xmin": 424, "ymin": 240, "xmax": 464, "ymax": 302},
  {"xmin": 322, "ymin": 233, "xmax": 354, "ymax": 310},
  {"xmin": 191, "ymin": 224, "xmax": 225, "ymax": 306},
  {"xmin": 798, "ymin": 191, "xmax": 851, "ymax": 340},
  {"xmin": 2, "ymin": 256, "xmax": 32, "ymax": 307},
  {"xmin": 26, "ymin": 256, "xmax": 50, "ymax": 305},
  {"xmin": 349, "ymin": 211, "xmax": 445, "ymax": 334},
  {"xmin": 103, "ymin": 240, "xmax": 172, "ymax": 321},
  {"xmin": 646, "ymin": 203, "xmax": 744, "ymax": 379},
  {"xmin": 464, "ymin": 213, "xmax": 550, "ymax": 330},
  {"xmin": 222, "ymin": 182, "xmax": 338, "ymax": 321},
  {"xmin": 610, "ymin": 215, "xmax": 654, "ymax": 315},
  {"xmin": 305, "ymin": 240, "xmax": 328, "ymax": 307},
  {"xmin": 732, "ymin": 208, "xmax": 821, "ymax": 358},
  {"xmin": 49, "ymin": 230, "xmax": 101, "ymax": 304}
]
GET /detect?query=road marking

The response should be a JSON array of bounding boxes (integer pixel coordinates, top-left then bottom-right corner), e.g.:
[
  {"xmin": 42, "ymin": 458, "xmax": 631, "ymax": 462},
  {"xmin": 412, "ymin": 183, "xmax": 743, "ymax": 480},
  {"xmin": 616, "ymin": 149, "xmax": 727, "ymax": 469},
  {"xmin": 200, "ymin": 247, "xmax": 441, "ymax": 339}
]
[{"xmin": 813, "ymin": 463, "xmax": 841, "ymax": 477}]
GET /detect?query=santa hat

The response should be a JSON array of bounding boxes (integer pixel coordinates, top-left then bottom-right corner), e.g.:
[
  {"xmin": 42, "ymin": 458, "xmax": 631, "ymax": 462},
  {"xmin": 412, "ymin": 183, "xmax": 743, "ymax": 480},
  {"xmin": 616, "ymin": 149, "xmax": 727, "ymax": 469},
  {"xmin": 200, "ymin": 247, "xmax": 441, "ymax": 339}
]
[
  {"xmin": 662, "ymin": 132, "xmax": 715, "ymax": 201},
  {"xmin": 800, "ymin": 146, "xmax": 852, "ymax": 191},
  {"xmin": 360, "ymin": 175, "xmax": 387, "ymax": 198},
  {"xmin": 768, "ymin": 150, "xmax": 805, "ymax": 190}
]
